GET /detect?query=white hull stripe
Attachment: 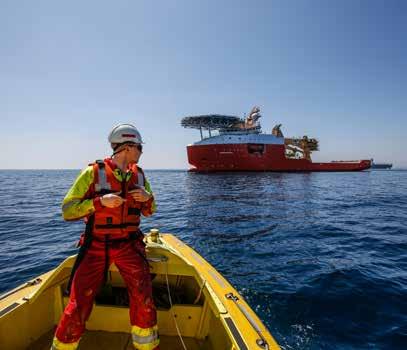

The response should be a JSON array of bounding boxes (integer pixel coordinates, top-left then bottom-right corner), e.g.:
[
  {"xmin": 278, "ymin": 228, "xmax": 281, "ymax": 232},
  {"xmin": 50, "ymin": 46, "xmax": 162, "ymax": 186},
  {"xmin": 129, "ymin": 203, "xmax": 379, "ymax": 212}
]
[{"xmin": 193, "ymin": 133, "xmax": 285, "ymax": 146}]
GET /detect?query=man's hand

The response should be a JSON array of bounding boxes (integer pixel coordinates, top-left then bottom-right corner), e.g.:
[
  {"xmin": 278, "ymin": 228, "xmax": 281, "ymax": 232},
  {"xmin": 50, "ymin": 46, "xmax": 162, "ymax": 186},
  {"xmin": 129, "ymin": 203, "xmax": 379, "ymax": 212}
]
[
  {"xmin": 129, "ymin": 187, "xmax": 152, "ymax": 202},
  {"xmin": 100, "ymin": 193, "xmax": 126, "ymax": 208}
]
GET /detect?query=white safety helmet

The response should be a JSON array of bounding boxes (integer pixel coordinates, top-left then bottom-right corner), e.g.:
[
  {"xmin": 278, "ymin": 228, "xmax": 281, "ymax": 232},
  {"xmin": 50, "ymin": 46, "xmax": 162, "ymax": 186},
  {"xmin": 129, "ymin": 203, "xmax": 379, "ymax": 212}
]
[{"xmin": 108, "ymin": 123, "xmax": 144, "ymax": 149}]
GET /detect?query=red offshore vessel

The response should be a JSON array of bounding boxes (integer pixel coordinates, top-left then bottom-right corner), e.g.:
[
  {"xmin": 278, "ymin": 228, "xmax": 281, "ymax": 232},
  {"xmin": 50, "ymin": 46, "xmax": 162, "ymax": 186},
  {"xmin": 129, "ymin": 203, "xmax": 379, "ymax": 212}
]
[{"xmin": 181, "ymin": 107, "xmax": 371, "ymax": 172}]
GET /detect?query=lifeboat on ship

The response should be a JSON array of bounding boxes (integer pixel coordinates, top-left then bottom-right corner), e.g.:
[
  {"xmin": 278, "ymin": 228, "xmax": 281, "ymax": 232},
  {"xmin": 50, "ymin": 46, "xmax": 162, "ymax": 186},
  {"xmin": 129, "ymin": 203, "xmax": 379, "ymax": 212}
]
[{"xmin": 181, "ymin": 107, "xmax": 371, "ymax": 172}]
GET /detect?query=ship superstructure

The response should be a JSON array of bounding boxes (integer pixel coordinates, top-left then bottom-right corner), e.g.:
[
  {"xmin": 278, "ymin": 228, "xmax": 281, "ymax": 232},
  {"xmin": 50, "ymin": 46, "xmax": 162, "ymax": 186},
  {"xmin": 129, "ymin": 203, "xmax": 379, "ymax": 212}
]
[{"xmin": 181, "ymin": 107, "xmax": 371, "ymax": 172}]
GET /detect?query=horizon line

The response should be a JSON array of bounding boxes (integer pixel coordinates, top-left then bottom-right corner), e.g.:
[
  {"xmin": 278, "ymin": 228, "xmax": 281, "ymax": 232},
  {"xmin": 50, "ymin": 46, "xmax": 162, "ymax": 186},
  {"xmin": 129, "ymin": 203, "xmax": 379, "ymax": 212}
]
[
  {"xmin": 0, "ymin": 168, "xmax": 406, "ymax": 171},
  {"xmin": 0, "ymin": 168, "xmax": 190, "ymax": 171}
]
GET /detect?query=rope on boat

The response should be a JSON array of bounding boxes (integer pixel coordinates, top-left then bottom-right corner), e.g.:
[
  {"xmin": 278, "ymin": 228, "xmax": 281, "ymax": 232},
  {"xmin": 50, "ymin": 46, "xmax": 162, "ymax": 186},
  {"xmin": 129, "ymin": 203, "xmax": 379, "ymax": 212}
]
[
  {"xmin": 165, "ymin": 261, "xmax": 188, "ymax": 350},
  {"xmin": 193, "ymin": 279, "xmax": 206, "ymax": 305}
]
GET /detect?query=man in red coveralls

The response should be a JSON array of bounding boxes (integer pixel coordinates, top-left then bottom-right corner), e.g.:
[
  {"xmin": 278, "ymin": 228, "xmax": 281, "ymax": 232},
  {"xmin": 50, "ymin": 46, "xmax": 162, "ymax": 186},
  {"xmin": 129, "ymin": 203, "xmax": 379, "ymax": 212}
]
[{"xmin": 51, "ymin": 124, "xmax": 159, "ymax": 350}]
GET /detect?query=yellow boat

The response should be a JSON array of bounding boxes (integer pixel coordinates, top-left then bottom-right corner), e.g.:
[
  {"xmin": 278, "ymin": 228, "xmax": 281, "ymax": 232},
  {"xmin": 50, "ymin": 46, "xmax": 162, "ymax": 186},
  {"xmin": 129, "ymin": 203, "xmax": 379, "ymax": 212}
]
[{"xmin": 0, "ymin": 230, "xmax": 280, "ymax": 350}]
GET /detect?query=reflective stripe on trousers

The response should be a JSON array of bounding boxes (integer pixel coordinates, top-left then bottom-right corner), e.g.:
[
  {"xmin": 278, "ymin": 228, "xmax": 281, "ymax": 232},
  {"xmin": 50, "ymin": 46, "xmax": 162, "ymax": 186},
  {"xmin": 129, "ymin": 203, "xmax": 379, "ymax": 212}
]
[
  {"xmin": 50, "ymin": 337, "xmax": 79, "ymax": 350},
  {"xmin": 131, "ymin": 324, "xmax": 159, "ymax": 350}
]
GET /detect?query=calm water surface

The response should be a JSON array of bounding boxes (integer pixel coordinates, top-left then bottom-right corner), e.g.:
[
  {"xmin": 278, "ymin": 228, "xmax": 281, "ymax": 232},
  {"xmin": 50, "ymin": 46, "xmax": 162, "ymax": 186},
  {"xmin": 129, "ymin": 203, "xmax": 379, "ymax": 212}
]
[{"xmin": 0, "ymin": 169, "xmax": 406, "ymax": 349}]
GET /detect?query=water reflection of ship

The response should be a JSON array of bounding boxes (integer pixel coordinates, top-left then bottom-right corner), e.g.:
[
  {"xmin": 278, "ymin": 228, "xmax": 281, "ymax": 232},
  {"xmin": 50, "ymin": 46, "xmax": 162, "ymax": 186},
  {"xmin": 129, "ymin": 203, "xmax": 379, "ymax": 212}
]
[{"xmin": 181, "ymin": 106, "xmax": 371, "ymax": 172}]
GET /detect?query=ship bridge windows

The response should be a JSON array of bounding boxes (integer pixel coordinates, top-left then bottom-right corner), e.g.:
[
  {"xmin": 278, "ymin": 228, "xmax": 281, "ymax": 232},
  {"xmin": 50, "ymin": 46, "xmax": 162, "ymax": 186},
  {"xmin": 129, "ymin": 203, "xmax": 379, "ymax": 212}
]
[{"xmin": 247, "ymin": 143, "xmax": 265, "ymax": 155}]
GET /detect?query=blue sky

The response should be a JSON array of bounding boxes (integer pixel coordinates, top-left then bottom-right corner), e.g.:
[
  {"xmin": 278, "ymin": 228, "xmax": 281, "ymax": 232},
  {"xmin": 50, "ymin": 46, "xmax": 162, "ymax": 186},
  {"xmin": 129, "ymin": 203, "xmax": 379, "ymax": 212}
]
[{"xmin": 1, "ymin": 0, "xmax": 406, "ymax": 169}]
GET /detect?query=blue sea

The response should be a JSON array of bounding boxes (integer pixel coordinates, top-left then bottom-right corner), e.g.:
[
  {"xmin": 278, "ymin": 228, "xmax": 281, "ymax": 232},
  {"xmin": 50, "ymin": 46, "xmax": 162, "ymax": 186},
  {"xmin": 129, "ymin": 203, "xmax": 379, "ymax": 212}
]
[{"xmin": 0, "ymin": 169, "xmax": 406, "ymax": 349}]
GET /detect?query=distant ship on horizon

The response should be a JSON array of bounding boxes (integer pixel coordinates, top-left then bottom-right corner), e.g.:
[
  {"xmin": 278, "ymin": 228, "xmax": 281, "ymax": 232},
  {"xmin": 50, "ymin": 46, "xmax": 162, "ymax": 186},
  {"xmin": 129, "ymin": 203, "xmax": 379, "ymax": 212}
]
[
  {"xmin": 371, "ymin": 160, "xmax": 393, "ymax": 169},
  {"xmin": 181, "ymin": 106, "xmax": 371, "ymax": 172}
]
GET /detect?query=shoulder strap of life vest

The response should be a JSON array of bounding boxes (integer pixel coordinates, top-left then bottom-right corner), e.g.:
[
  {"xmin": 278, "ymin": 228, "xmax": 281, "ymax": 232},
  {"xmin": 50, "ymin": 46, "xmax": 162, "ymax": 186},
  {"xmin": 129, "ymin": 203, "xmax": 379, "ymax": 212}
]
[
  {"xmin": 92, "ymin": 161, "xmax": 144, "ymax": 192},
  {"xmin": 93, "ymin": 160, "xmax": 112, "ymax": 193},
  {"xmin": 132, "ymin": 164, "xmax": 145, "ymax": 187}
]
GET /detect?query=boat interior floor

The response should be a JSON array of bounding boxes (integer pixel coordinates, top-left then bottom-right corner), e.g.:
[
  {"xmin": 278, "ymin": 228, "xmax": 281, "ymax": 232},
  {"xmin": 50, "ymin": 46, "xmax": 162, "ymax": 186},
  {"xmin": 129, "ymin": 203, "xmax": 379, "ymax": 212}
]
[{"xmin": 30, "ymin": 329, "xmax": 202, "ymax": 350}]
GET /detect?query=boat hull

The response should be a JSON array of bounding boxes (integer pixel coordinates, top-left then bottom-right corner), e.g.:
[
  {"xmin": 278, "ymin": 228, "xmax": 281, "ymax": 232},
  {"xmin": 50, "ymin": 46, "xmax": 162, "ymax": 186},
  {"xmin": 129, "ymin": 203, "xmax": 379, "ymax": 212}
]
[{"xmin": 187, "ymin": 144, "xmax": 371, "ymax": 172}]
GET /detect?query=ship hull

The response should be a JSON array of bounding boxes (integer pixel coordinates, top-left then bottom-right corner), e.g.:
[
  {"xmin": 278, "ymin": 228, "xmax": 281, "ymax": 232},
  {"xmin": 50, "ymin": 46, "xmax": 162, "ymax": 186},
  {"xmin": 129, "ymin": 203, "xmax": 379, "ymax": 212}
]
[{"xmin": 187, "ymin": 144, "xmax": 371, "ymax": 172}]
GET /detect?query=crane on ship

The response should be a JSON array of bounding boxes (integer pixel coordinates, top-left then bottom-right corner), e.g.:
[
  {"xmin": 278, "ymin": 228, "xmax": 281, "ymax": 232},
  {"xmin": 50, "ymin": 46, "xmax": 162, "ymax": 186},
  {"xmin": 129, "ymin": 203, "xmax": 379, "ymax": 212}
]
[{"xmin": 272, "ymin": 123, "xmax": 319, "ymax": 161}]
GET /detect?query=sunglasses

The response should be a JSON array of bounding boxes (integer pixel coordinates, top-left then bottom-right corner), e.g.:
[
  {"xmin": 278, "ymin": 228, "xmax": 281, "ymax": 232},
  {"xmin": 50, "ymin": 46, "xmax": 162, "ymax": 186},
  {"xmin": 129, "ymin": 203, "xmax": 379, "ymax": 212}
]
[
  {"xmin": 113, "ymin": 143, "xmax": 143, "ymax": 156},
  {"xmin": 131, "ymin": 144, "xmax": 143, "ymax": 152}
]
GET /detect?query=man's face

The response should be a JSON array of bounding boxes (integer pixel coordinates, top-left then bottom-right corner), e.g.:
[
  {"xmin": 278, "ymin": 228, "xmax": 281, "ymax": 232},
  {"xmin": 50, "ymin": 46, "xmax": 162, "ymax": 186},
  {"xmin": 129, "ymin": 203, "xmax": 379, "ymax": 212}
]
[{"xmin": 126, "ymin": 143, "xmax": 143, "ymax": 164}]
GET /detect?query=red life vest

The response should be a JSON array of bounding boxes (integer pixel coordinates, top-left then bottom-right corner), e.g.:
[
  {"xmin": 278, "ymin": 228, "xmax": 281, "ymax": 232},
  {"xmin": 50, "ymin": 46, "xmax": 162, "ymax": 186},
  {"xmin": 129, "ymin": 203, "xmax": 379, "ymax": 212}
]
[{"xmin": 91, "ymin": 159, "xmax": 146, "ymax": 237}]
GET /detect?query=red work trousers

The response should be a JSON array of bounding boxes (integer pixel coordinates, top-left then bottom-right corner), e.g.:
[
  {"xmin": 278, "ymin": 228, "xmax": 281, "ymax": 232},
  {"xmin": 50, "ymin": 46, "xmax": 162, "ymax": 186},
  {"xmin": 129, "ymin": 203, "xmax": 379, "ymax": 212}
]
[{"xmin": 54, "ymin": 237, "xmax": 158, "ymax": 347}]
